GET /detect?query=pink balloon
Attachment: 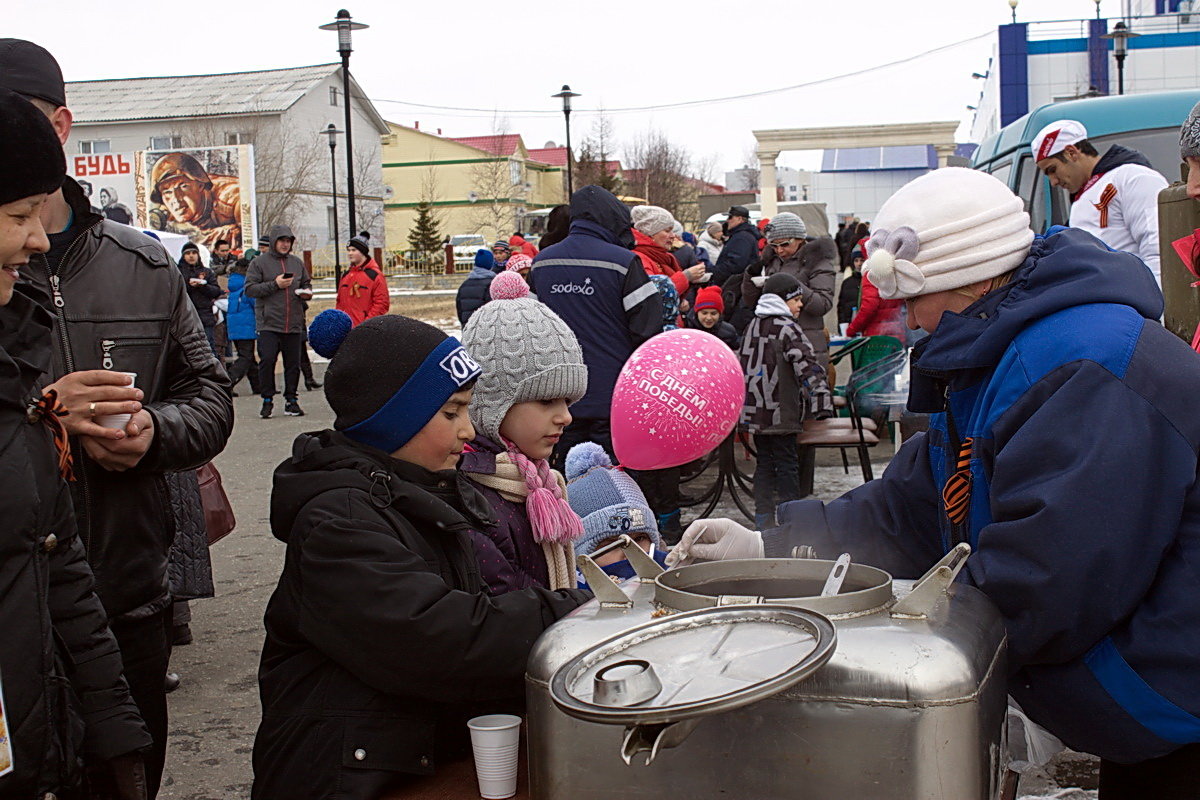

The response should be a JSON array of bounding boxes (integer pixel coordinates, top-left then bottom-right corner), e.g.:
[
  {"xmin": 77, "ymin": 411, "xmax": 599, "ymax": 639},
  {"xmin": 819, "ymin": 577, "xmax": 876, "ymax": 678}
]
[{"xmin": 611, "ymin": 329, "xmax": 744, "ymax": 470}]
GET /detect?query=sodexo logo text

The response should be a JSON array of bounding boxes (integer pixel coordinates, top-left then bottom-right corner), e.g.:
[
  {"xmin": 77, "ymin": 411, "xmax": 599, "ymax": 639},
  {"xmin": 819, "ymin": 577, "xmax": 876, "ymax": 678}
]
[{"xmin": 549, "ymin": 276, "xmax": 595, "ymax": 296}]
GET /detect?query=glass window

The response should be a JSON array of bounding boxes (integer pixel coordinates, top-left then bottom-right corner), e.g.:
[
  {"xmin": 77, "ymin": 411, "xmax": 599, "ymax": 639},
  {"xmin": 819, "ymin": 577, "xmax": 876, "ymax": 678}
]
[
  {"xmin": 149, "ymin": 135, "xmax": 182, "ymax": 150},
  {"xmin": 329, "ymin": 86, "xmax": 340, "ymax": 106},
  {"xmin": 988, "ymin": 160, "xmax": 1013, "ymax": 189},
  {"xmin": 226, "ymin": 132, "xmax": 251, "ymax": 145},
  {"xmin": 79, "ymin": 139, "xmax": 111, "ymax": 154}
]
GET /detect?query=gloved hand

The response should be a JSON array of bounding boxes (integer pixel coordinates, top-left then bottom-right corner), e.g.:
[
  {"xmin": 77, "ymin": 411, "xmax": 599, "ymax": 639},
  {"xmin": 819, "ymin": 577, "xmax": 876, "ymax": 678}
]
[{"xmin": 666, "ymin": 519, "xmax": 764, "ymax": 567}]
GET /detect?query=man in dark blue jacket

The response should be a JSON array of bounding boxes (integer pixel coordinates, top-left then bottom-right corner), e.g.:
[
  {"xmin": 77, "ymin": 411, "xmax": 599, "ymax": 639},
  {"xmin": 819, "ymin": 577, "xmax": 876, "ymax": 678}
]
[
  {"xmin": 530, "ymin": 186, "xmax": 662, "ymax": 466},
  {"xmin": 455, "ymin": 248, "xmax": 496, "ymax": 325},
  {"xmin": 711, "ymin": 205, "xmax": 761, "ymax": 288},
  {"xmin": 672, "ymin": 168, "xmax": 1200, "ymax": 797}
]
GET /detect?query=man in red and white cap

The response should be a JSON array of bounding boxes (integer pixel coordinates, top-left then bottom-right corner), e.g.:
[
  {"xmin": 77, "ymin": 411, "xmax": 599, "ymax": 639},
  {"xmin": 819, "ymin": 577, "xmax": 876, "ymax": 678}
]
[{"xmin": 1032, "ymin": 119, "xmax": 1167, "ymax": 285}]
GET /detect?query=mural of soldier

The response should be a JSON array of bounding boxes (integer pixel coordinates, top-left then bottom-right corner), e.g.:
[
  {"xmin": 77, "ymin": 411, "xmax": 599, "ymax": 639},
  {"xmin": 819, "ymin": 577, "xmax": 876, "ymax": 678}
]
[{"xmin": 148, "ymin": 151, "xmax": 242, "ymax": 248}]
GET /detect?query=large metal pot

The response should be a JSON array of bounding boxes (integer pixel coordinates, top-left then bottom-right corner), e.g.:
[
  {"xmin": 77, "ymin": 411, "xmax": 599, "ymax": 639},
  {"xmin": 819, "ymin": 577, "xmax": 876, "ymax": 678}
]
[{"xmin": 526, "ymin": 540, "xmax": 1008, "ymax": 799}]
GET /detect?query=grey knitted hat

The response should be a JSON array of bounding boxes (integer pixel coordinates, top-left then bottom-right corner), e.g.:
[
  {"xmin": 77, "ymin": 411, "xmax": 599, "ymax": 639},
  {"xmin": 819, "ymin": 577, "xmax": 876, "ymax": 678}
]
[
  {"xmin": 766, "ymin": 211, "xmax": 806, "ymax": 240},
  {"xmin": 461, "ymin": 274, "xmax": 588, "ymax": 442},
  {"xmin": 1181, "ymin": 101, "xmax": 1200, "ymax": 160},
  {"xmin": 631, "ymin": 205, "xmax": 675, "ymax": 236}
]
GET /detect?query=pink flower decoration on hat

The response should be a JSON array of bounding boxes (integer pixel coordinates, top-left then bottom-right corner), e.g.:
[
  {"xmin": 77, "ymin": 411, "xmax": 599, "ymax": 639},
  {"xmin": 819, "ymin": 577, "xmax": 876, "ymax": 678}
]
[{"xmin": 489, "ymin": 271, "xmax": 530, "ymax": 300}]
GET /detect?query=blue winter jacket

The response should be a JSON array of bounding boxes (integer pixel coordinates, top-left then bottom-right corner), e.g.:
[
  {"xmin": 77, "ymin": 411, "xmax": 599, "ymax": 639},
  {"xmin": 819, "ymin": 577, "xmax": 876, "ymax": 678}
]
[
  {"xmin": 764, "ymin": 228, "xmax": 1200, "ymax": 764},
  {"xmin": 530, "ymin": 186, "xmax": 663, "ymax": 418},
  {"xmin": 226, "ymin": 271, "xmax": 257, "ymax": 341}
]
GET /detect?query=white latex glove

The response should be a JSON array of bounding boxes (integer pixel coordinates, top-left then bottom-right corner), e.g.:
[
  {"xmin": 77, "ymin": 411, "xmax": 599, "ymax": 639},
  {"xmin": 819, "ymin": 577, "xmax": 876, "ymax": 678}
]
[
  {"xmin": 751, "ymin": 275, "xmax": 767, "ymax": 287},
  {"xmin": 666, "ymin": 519, "xmax": 764, "ymax": 567}
]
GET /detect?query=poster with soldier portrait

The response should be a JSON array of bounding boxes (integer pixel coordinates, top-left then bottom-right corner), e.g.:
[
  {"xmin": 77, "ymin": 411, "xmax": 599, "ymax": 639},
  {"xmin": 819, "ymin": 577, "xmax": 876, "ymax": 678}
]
[{"xmin": 136, "ymin": 145, "xmax": 257, "ymax": 251}]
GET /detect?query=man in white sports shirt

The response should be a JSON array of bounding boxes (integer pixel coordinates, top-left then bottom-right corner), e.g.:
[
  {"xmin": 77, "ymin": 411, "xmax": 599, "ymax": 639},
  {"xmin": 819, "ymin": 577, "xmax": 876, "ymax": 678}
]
[{"xmin": 1033, "ymin": 119, "xmax": 1168, "ymax": 285}]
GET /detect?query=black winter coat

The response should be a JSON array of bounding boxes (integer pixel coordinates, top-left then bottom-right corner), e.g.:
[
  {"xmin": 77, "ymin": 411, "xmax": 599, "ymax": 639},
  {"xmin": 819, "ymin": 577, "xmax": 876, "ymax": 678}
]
[
  {"xmin": 684, "ymin": 310, "xmax": 739, "ymax": 349},
  {"xmin": 25, "ymin": 178, "xmax": 234, "ymax": 623},
  {"xmin": 252, "ymin": 432, "xmax": 589, "ymax": 800},
  {"xmin": 0, "ymin": 287, "xmax": 150, "ymax": 797},
  {"xmin": 178, "ymin": 256, "xmax": 222, "ymax": 327},
  {"xmin": 455, "ymin": 267, "xmax": 495, "ymax": 325},
  {"xmin": 711, "ymin": 220, "xmax": 761, "ymax": 287},
  {"xmin": 837, "ymin": 271, "xmax": 862, "ymax": 326}
]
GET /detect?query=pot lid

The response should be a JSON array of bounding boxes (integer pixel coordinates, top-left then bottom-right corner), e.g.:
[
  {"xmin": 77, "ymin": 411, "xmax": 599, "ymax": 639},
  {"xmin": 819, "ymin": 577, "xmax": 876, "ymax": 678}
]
[{"xmin": 549, "ymin": 605, "xmax": 836, "ymax": 726}]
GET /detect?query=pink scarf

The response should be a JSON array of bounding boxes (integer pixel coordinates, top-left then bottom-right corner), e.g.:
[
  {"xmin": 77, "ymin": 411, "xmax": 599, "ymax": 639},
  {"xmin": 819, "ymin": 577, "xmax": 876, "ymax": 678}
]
[{"xmin": 503, "ymin": 439, "xmax": 583, "ymax": 544}]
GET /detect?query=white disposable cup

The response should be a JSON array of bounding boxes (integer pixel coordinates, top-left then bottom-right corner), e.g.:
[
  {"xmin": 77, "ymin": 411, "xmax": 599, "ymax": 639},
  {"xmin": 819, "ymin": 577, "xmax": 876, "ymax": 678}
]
[
  {"xmin": 467, "ymin": 714, "xmax": 520, "ymax": 799},
  {"xmin": 96, "ymin": 372, "xmax": 137, "ymax": 430}
]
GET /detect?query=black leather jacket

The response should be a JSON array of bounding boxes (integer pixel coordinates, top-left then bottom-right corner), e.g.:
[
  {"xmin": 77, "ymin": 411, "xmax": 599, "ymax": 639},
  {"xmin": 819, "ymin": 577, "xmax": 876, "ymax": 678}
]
[
  {"xmin": 24, "ymin": 178, "xmax": 234, "ymax": 621},
  {"xmin": 0, "ymin": 287, "xmax": 151, "ymax": 796}
]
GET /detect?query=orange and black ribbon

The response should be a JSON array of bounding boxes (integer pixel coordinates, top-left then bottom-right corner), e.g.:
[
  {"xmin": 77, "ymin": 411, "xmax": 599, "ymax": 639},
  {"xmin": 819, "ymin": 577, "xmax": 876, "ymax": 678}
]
[
  {"xmin": 1094, "ymin": 183, "xmax": 1118, "ymax": 229},
  {"xmin": 27, "ymin": 389, "xmax": 74, "ymax": 482},
  {"xmin": 942, "ymin": 436, "xmax": 974, "ymax": 527}
]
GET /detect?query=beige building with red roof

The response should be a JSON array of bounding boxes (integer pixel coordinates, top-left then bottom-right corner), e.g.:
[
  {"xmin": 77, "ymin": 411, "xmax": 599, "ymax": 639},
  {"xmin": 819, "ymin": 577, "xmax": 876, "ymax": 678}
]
[{"xmin": 381, "ymin": 123, "xmax": 565, "ymax": 249}]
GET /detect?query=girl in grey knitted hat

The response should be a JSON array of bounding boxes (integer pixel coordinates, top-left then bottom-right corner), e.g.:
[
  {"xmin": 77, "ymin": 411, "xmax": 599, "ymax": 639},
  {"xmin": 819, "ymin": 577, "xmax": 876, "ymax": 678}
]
[
  {"xmin": 459, "ymin": 272, "xmax": 589, "ymax": 593},
  {"xmin": 1182, "ymin": 100, "xmax": 1200, "ymax": 200}
]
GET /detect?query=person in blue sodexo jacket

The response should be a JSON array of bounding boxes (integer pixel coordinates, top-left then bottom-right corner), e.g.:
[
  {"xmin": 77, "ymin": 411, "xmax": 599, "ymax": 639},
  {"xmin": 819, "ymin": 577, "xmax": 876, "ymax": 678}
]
[{"xmin": 670, "ymin": 167, "xmax": 1200, "ymax": 799}]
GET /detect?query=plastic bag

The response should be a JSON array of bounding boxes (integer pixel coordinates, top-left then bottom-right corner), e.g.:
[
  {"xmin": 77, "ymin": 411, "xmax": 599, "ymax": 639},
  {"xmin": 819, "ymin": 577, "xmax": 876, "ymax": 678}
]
[{"xmin": 1006, "ymin": 699, "xmax": 1065, "ymax": 774}]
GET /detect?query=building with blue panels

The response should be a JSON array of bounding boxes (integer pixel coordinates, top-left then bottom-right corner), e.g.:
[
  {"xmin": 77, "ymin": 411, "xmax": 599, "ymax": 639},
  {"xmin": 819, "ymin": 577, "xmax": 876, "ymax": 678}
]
[{"xmin": 970, "ymin": 1, "xmax": 1200, "ymax": 143}]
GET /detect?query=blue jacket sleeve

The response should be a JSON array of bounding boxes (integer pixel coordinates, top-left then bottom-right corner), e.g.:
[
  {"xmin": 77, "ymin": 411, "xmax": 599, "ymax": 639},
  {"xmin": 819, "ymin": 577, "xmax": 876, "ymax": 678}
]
[
  {"xmin": 762, "ymin": 432, "xmax": 944, "ymax": 578},
  {"xmin": 972, "ymin": 360, "xmax": 1187, "ymax": 671}
]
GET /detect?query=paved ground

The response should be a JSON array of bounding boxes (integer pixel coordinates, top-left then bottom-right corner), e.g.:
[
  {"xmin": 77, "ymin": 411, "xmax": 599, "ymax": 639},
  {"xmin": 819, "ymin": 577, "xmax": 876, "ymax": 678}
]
[{"xmin": 158, "ymin": 360, "xmax": 1097, "ymax": 799}]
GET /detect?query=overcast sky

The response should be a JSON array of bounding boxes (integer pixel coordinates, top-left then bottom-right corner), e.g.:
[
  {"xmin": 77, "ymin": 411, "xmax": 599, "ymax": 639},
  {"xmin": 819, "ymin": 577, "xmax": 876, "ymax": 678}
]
[{"xmin": 12, "ymin": 0, "xmax": 1115, "ymax": 180}]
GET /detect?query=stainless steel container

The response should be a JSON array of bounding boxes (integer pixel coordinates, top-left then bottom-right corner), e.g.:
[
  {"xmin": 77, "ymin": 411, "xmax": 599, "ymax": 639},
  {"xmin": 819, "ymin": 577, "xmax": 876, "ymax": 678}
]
[{"xmin": 526, "ymin": 541, "xmax": 1009, "ymax": 800}]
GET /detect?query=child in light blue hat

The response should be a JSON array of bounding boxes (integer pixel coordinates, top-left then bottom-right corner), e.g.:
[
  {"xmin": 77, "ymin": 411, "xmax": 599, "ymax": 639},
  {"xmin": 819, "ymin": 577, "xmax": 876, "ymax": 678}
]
[{"xmin": 565, "ymin": 443, "xmax": 668, "ymax": 585}]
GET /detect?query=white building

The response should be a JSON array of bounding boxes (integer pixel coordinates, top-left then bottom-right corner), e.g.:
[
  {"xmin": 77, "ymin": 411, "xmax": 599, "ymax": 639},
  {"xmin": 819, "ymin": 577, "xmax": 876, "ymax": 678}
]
[
  {"xmin": 64, "ymin": 64, "xmax": 390, "ymax": 255},
  {"xmin": 725, "ymin": 165, "xmax": 809, "ymax": 202},
  {"xmin": 969, "ymin": 1, "xmax": 1200, "ymax": 143}
]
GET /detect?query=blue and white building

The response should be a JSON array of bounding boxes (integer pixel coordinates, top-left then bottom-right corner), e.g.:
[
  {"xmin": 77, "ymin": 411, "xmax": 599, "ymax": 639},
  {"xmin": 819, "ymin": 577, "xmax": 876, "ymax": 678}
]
[{"xmin": 970, "ymin": 0, "xmax": 1200, "ymax": 143}]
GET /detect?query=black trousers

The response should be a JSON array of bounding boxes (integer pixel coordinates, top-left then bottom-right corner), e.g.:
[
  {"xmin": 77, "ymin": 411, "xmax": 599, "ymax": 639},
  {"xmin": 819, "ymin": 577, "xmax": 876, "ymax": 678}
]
[
  {"xmin": 552, "ymin": 416, "xmax": 613, "ymax": 472},
  {"xmin": 632, "ymin": 468, "xmax": 681, "ymax": 516},
  {"xmin": 228, "ymin": 339, "xmax": 259, "ymax": 393},
  {"xmin": 109, "ymin": 608, "xmax": 173, "ymax": 798},
  {"xmin": 1100, "ymin": 743, "xmax": 1200, "ymax": 799},
  {"xmin": 257, "ymin": 331, "xmax": 301, "ymax": 400},
  {"xmin": 752, "ymin": 433, "xmax": 800, "ymax": 522}
]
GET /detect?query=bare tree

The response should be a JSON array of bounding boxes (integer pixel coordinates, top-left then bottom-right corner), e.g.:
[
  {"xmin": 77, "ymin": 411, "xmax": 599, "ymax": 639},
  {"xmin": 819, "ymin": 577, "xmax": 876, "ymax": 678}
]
[
  {"xmin": 623, "ymin": 129, "xmax": 694, "ymax": 220},
  {"xmin": 574, "ymin": 110, "xmax": 623, "ymax": 195},
  {"xmin": 468, "ymin": 117, "xmax": 520, "ymax": 241},
  {"xmin": 736, "ymin": 145, "xmax": 760, "ymax": 192},
  {"xmin": 350, "ymin": 142, "xmax": 386, "ymax": 244}
]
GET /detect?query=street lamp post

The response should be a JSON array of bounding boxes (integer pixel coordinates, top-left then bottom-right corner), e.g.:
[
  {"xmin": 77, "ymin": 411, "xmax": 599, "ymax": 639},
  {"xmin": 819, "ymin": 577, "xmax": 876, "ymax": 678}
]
[
  {"xmin": 320, "ymin": 9, "xmax": 369, "ymax": 240},
  {"xmin": 1008, "ymin": 0, "xmax": 1018, "ymax": 24},
  {"xmin": 1094, "ymin": 0, "xmax": 1102, "ymax": 19},
  {"xmin": 553, "ymin": 85, "xmax": 581, "ymax": 199},
  {"xmin": 322, "ymin": 124, "xmax": 343, "ymax": 287},
  {"xmin": 1102, "ymin": 21, "xmax": 1141, "ymax": 95}
]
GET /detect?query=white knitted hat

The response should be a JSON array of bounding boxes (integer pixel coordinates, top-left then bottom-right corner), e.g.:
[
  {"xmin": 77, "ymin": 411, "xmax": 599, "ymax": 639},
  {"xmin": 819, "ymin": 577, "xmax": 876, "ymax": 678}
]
[
  {"xmin": 461, "ymin": 277, "xmax": 588, "ymax": 442},
  {"xmin": 631, "ymin": 205, "xmax": 676, "ymax": 236},
  {"xmin": 862, "ymin": 167, "xmax": 1034, "ymax": 300}
]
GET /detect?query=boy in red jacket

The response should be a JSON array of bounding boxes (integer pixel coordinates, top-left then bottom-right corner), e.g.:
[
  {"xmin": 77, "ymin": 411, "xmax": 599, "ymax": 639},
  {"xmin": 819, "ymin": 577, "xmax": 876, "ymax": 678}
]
[{"xmin": 336, "ymin": 234, "xmax": 390, "ymax": 326}]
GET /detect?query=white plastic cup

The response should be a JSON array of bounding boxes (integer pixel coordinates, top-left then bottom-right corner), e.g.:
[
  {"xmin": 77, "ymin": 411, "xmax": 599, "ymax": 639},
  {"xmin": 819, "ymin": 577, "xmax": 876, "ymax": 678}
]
[
  {"xmin": 467, "ymin": 714, "xmax": 521, "ymax": 799},
  {"xmin": 95, "ymin": 372, "xmax": 137, "ymax": 430}
]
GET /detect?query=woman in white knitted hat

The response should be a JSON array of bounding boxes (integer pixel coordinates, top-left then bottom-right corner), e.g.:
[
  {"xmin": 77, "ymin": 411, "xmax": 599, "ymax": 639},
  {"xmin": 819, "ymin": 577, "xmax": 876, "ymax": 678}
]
[{"xmin": 672, "ymin": 167, "xmax": 1200, "ymax": 798}]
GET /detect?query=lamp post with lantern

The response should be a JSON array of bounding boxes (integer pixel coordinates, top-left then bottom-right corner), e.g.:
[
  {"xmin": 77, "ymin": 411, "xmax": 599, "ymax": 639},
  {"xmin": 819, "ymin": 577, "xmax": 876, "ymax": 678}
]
[
  {"xmin": 319, "ymin": 9, "xmax": 369, "ymax": 240},
  {"xmin": 321, "ymin": 123, "xmax": 343, "ymax": 286},
  {"xmin": 553, "ymin": 85, "xmax": 581, "ymax": 199}
]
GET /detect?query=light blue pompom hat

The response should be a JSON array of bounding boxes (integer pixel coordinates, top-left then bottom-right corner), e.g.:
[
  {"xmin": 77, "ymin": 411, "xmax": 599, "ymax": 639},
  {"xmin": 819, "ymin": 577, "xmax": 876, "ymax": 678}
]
[{"xmin": 564, "ymin": 443, "xmax": 661, "ymax": 556}]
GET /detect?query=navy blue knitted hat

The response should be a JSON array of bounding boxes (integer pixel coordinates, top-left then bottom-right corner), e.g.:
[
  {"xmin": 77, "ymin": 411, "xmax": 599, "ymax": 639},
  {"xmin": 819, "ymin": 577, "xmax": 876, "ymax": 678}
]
[
  {"xmin": 474, "ymin": 248, "xmax": 495, "ymax": 270},
  {"xmin": 308, "ymin": 310, "xmax": 481, "ymax": 453}
]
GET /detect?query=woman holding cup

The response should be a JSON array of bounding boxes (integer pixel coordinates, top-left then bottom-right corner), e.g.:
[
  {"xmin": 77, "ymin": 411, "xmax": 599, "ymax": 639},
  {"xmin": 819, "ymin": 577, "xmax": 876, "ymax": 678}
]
[{"xmin": 0, "ymin": 87, "xmax": 151, "ymax": 799}]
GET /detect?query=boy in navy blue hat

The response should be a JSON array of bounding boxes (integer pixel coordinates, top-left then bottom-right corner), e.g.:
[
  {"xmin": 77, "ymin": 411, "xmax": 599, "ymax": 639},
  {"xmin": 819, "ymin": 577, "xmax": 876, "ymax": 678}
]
[{"xmin": 252, "ymin": 310, "xmax": 590, "ymax": 799}]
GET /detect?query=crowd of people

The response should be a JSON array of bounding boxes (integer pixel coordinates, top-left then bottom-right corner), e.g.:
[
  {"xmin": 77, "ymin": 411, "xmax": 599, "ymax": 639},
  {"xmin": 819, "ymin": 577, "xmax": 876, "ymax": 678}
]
[{"xmin": 3, "ymin": 30, "xmax": 1200, "ymax": 800}]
